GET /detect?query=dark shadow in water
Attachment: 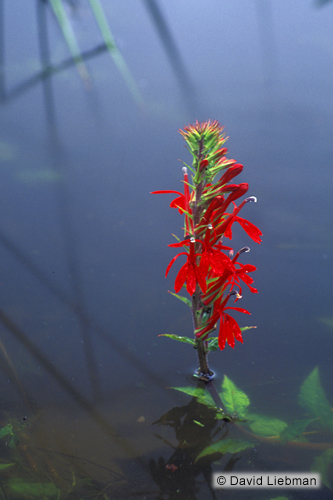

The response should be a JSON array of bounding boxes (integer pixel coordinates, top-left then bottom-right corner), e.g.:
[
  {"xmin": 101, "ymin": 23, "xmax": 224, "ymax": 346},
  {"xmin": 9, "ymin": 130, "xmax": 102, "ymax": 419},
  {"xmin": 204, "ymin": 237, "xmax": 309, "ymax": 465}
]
[
  {"xmin": 0, "ymin": 0, "xmax": 4, "ymax": 100},
  {"xmin": 142, "ymin": 0, "xmax": 199, "ymax": 116},
  {"xmin": 0, "ymin": 307, "xmax": 155, "ymax": 480},
  {"xmin": 1, "ymin": 0, "xmax": 198, "ymax": 115},
  {"xmin": 150, "ymin": 396, "xmax": 228, "ymax": 500},
  {"xmin": 37, "ymin": 0, "xmax": 102, "ymax": 401},
  {"xmin": 0, "ymin": 229, "xmax": 177, "ymax": 397}
]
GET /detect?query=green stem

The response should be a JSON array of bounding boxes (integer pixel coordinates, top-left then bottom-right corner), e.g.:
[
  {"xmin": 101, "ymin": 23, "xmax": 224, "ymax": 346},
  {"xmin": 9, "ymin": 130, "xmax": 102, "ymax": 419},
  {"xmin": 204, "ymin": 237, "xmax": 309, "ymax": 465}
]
[{"xmin": 191, "ymin": 139, "xmax": 215, "ymax": 381}]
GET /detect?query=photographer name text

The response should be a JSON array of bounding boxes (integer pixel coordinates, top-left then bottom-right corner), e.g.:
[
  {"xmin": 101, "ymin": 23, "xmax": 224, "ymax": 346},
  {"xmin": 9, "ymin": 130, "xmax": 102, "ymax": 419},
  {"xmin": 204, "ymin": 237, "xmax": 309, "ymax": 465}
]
[{"xmin": 212, "ymin": 472, "xmax": 321, "ymax": 489}]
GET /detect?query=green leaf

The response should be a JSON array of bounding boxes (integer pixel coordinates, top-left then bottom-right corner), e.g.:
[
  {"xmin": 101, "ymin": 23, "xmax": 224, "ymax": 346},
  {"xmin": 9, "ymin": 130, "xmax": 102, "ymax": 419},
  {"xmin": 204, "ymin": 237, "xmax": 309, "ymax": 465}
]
[
  {"xmin": 311, "ymin": 449, "xmax": 333, "ymax": 488},
  {"xmin": 207, "ymin": 337, "xmax": 219, "ymax": 351},
  {"xmin": 240, "ymin": 326, "xmax": 257, "ymax": 333},
  {"xmin": 159, "ymin": 334, "xmax": 195, "ymax": 346},
  {"xmin": 220, "ymin": 375, "xmax": 250, "ymax": 417},
  {"xmin": 7, "ymin": 479, "xmax": 60, "ymax": 498},
  {"xmin": 0, "ymin": 424, "xmax": 13, "ymax": 439},
  {"xmin": 8, "ymin": 436, "xmax": 18, "ymax": 449},
  {"xmin": 0, "ymin": 463, "xmax": 15, "ymax": 471},
  {"xmin": 170, "ymin": 386, "xmax": 216, "ymax": 407},
  {"xmin": 168, "ymin": 291, "xmax": 192, "ymax": 308},
  {"xmin": 279, "ymin": 418, "xmax": 315, "ymax": 443},
  {"xmin": 196, "ymin": 438, "xmax": 254, "ymax": 461},
  {"xmin": 298, "ymin": 367, "xmax": 333, "ymax": 432},
  {"xmin": 245, "ymin": 413, "xmax": 288, "ymax": 437},
  {"xmin": 269, "ymin": 497, "xmax": 289, "ymax": 500}
]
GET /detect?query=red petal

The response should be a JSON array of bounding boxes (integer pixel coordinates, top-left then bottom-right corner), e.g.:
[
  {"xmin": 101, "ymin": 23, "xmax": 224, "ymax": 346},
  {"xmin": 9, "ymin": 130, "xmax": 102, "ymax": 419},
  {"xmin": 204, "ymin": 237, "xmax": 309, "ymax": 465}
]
[
  {"xmin": 194, "ymin": 265, "xmax": 207, "ymax": 293},
  {"xmin": 151, "ymin": 190, "xmax": 183, "ymax": 195},
  {"xmin": 170, "ymin": 196, "xmax": 186, "ymax": 211},
  {"xmin": 185, "ymin": 265, "xmax": 197, "ymax": 295},
  {"xmin": 234, "ymin": 216, "xmax": 262, "ymax": 244},
  {"xmin": 174, "ymin": 262, "xmax": 189, "ymax": 292},
  {"xmin": 225, "ymin": 306, "xmax": 251, "ymax": 315},
  {"xmin": 165, "ymin": 252, "xmax": 187, "ymax": 277}
]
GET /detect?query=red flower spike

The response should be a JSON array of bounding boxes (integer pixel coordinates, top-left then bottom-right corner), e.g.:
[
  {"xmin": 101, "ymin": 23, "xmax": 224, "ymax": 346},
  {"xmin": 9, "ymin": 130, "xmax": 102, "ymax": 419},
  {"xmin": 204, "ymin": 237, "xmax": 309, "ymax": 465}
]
[{"xmin": 156, "ymin": 121, "xmax": 262, "ymax": 367}]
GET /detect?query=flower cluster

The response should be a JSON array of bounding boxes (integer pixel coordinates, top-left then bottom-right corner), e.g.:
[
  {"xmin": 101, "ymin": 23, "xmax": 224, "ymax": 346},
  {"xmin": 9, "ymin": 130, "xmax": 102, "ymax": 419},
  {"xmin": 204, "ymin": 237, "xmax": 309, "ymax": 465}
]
[{"xmin": 152, "ymin": 120, "xmax": 262, "ymax": 352}]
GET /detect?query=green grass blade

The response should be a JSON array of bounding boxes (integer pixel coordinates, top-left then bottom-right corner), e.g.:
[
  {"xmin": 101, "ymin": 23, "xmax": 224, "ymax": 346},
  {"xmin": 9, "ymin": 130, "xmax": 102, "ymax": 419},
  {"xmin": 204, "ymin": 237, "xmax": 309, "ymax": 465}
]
[
  {"xmin": 89, "ymin": 0, "xmax": 143, "ymax": 105},
  {"xmin": 49, "ymin": 0, "xmax": 90, "ymax": 83}
]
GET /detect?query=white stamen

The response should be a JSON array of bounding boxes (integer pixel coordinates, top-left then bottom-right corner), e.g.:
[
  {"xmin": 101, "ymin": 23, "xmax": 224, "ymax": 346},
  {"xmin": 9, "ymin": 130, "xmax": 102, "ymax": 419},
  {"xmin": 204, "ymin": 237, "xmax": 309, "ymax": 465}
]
[{"xmin": 245, "ymin": 196, "xmax": 257, "ymax": 203}]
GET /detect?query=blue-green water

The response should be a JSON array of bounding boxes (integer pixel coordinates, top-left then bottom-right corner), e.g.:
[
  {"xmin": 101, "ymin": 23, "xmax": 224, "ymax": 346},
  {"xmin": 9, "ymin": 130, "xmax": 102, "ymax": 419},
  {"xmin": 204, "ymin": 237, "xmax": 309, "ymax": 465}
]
[{"xmin": 0, "ymin": 0, "xmax": 333, "ymax": 498}]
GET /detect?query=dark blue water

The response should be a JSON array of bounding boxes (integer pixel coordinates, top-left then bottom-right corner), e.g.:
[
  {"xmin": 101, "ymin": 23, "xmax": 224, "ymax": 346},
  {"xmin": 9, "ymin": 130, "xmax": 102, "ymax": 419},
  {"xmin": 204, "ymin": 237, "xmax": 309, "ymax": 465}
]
[{"xmin": 0, "ymin": 0, "xmax": 333, "ymax": 498}]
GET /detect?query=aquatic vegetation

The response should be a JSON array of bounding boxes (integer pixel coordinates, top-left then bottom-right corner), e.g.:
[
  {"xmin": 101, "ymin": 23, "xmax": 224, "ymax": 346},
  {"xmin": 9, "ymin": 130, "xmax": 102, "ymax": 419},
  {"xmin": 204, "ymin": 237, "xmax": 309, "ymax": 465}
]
[
  {"xmin": 164, "ymin": 367, "xmax": 333, "ymax": 489},
  {"xmin": 15, "ymin": 169, "xmax": 62, "ymax": 184},
  {"xmin": 48, "ymin": 0, "xmax": 143, "ymax": 104},
  {"xmin": 152, "ymin": 120, "xmax": 262, "ymax": 380},
  {"xmin": 0, "ymin": 415, "xmax": 117, "ymax": 499}
]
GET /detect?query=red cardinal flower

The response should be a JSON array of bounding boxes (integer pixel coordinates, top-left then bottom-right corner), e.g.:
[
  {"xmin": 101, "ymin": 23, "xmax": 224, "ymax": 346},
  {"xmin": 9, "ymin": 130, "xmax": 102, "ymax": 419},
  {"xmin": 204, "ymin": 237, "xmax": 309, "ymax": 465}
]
[
  {"xmin": 200, "ymin": 225, "xmax": 234, "ymax": 276},
  {"xmin": 196, "ymin": 293, "xmax": 251, "ymax": 349},
  {"xmin": 224, "ymin": 215, "xmax": 262, "ymax": 244},
  {"xmin": 151, "ymin": 168, "xmax": 193, "ymax": 235},
  {"xmin": 166, "ymin": 239, "xmax": 207, "ymax": 295},
  {"xmin": 153, "ymin": 120, "xmax": 262, "ymax": 373}
]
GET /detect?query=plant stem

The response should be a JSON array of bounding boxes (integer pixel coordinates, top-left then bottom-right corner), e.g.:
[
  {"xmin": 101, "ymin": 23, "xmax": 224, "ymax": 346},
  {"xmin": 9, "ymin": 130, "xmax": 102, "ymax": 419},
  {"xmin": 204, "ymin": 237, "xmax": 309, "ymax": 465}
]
[{"xmin": 191, "ymin": 140, "xmax": 216, "ymax": 381}]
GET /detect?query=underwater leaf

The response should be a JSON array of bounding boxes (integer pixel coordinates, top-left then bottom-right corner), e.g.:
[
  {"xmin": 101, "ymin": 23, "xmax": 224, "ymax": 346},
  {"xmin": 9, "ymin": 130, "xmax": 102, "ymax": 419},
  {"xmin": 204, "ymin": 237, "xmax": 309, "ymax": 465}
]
[
  {"xmin": 245, "ymin": 413, "xmax": 288, "ymax": 437},
  {"xmin": 298, "ymin": 367, "xmax": 333, "ymax": 432},
  {"xmin": 311, "ymin": 449, "xmax": 333, "ymax": 489},
  {"xmin": 196, "ymin": 438, "xmax": 254, "ymax": 461},
  {"xmin": 0, "ymin": 463, "xmax": 15, "ymax": 471},
  {"xmin": 269, "ymin": 497, "xmax": 289, "ymax": 500},
  {"xmin": 0, "ymin": 424, "xmax": 13, "ymax": 439},
  {"xmin": 168, "ymin": 291, "xmax": 192, "ymax": 308},
  {"xmin": 219, "ymin": 375, "xmax": 250, "ymax": 417},
  {"xmin": 170, "ymin": 386, "xmax": 215, "ymax": 407},
  {"xmin": 159, "ymin": 334, "xmax": 195, "ymax": 346},
  {"xmin": 8, "ymin": 436, "xmax": 18, "ymax": 449},
  {"xmin": 7, "ymin": 479, "xmax": 59, "ymax": 498},
  {"xmin": 279, "ymin": 418, "xmax": 316, "ymax": 443}
]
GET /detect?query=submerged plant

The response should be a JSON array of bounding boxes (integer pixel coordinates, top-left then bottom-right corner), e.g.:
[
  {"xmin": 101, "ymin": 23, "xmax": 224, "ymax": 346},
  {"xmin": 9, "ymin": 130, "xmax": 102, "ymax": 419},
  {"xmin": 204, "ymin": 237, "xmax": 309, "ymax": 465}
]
[{"xmin": 152, "ymin": 120, "xmax": 262, "ymax": 380}]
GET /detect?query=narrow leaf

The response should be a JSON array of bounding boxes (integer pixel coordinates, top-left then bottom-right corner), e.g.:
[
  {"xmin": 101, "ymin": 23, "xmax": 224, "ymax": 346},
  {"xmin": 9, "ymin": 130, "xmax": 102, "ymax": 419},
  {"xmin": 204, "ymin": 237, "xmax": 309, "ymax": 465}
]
[
  {"xmin": 207, "ymin": 337, "xmax": 218, "ymax": 351},
  {"xmin": 159, "ymin": 334, "xmax": 195, "ymax": 346},
  {"xmin": 8, "ymin": 479, "xmax": 59, "ymax": 497},
  {"xmin": 168, "ymin": 291, "xmax": 192, "ymax": 308},
  {"xmin": 0, "ymin": 463, "xmax": 15, "ymax": 470}
]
